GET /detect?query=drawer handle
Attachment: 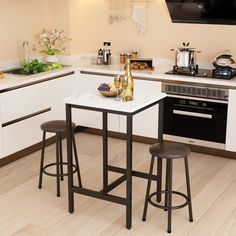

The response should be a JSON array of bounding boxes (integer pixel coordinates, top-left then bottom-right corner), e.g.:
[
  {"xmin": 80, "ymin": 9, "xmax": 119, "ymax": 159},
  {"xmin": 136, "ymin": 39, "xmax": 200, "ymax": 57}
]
[
  {"xmin": 2, "ymin": 108, "xmax": 51, "ymax": 127},
  {"xmin": 173, "ymin": 110, "xmax": 212, "ymax": 119}
]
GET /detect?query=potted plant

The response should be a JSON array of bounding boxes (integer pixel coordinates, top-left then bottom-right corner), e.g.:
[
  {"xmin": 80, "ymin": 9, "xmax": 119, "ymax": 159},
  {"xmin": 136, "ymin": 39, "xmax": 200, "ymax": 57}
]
[{"xmin": 38, "ymin": 29, "xmax": 71, "ymax": 63}]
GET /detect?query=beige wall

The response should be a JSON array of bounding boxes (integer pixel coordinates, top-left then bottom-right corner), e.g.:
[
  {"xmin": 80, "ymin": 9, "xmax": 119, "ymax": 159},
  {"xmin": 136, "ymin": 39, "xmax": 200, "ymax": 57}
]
[
  {"xmin": 0, "ymin": 0, "xmax": 51, "ymax": 62},
  {"xmin": 69, "ymin": 0, "xmax": 236, "ymax": 62},
  {"xmin": 1, "ymin": 0, "xmax": 236, "ymax": 62}
]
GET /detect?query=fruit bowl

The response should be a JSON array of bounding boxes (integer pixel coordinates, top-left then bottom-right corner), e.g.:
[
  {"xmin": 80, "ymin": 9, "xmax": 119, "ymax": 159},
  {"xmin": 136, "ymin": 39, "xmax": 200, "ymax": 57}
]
[
  {"xmin": 99, "ymin": 89, "xmax": 122, "ymax": 97},
  {"xmin": 98, "ymin": 83, "xmax": 122, "ymax": 97}
]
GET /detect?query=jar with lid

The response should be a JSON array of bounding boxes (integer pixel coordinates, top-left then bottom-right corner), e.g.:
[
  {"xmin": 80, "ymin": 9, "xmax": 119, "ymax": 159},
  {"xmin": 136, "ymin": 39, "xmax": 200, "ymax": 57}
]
[
  {"xmin": 132, "ymin": 50, "xmax": 139, "ymax": 58},
  {"xmin": 120, "ymin": 53, "xmax": 126, "ymax": 64}
]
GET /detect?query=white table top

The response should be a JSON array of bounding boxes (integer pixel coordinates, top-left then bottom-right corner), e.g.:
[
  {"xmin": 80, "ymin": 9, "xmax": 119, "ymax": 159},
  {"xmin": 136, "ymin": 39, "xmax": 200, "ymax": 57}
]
[{"xmin": 64, "ymin": 90, "xmax": 166, "ymax": 114}]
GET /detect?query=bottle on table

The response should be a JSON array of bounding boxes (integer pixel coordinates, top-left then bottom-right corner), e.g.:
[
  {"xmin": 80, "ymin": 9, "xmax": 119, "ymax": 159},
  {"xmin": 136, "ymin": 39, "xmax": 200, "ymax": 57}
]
[{"xmin": 122, "ymin": 58, "xmax": 134, "ymax": 101}]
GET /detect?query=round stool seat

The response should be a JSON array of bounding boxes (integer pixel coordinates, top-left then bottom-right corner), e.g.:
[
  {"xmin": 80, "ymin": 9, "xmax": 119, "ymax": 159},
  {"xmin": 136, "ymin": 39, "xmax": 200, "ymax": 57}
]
[
  {"xmin": 41, "ymin": 120, "xmax": 76, "ymax": 133},
  {"xmin": 149, "ymin": 142, "xmax": 190, "ymax": 159}
]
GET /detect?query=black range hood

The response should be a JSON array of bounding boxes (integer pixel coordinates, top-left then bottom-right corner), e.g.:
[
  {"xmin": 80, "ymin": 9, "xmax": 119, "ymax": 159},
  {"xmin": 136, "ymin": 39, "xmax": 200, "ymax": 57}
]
[{"xmin": 166, "ymin": 0, "xmax": 236, "ymax": 25}]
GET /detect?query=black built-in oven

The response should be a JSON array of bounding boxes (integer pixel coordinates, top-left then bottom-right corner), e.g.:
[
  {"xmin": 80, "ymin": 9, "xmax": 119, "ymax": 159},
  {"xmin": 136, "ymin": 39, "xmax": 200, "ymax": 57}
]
[{"xmin": 162, "ymin": 83, "xmax": 228, "ymax": 144}]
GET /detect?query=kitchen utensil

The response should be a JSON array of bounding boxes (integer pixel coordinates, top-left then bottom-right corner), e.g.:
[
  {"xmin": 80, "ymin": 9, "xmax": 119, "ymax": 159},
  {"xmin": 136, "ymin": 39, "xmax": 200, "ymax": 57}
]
[
  {"xmin": 213, "ymin": 50, "xmax": 236, "ymax": 69},
  {"xmin": 171, "ymin": 42, "xmax": 201, "ymax": 69}
]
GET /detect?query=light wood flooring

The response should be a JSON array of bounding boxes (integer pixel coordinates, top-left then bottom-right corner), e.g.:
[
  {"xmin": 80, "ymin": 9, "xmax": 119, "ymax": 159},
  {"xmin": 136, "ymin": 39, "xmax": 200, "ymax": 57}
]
[{"xmin": 0, "ymin": 133, "xmax": 236, "ymax": 236}]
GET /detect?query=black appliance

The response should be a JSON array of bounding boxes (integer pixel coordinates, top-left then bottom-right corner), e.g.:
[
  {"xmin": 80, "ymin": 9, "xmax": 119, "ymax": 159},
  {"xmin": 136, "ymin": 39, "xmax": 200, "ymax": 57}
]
[
  {"xmin": 165, "ymin": 0, "xmax": 236, "ymax": 25},
  {"xmin": 163, "ymin": 97, "xmax": 228, "ymax": 143},
  {"xmin": 162, "ymin": 83, "xmax": 228, "ymax": 144}
]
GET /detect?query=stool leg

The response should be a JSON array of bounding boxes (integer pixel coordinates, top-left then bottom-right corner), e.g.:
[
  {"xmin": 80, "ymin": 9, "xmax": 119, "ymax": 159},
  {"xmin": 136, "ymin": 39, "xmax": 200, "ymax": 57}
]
[
  {"xmin": 184, "ymin": 157, "xmax": 193, "ymax": 222},
  {"xmin": 72, "ymin": 133, "xmax": 83, "ymax": 188},
  {"xmin": 59, "ymin": 133, "xmax": 64, "ymax": 181},
  {"xmin": 167, "ymin": 159, "xmax": 173, "ymax": 234},
  {"xmin": 142, "ymin": 155, "xmax": 155, "ymax": 221},
  {"xmin": 156, "ymin": 157, "xmax": 162, "ymax": 203},
  {"xmin": 38, "ymin": 131, "xmax": 46, "ymax": 189},
  {"xmin": 164, "ymin": 159, "xmax": 169, "ymax": 211},
  {"xmin": 56, "ymin": 133, "xmax": 61, "ymax": 197}
]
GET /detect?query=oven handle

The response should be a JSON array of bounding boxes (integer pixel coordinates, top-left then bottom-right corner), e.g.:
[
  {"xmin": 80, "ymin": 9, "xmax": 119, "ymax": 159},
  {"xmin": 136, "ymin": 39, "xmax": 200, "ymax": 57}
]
[{"xmin": 173, "ymin": 110, "xmax": 213, "ymax": 119}]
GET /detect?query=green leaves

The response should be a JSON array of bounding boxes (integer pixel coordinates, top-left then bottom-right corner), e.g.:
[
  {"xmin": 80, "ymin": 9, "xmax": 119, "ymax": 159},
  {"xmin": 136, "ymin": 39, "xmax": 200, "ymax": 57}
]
[{"xmin": 21, "ymin": 59, "xmax": 62, "ymax": 75}]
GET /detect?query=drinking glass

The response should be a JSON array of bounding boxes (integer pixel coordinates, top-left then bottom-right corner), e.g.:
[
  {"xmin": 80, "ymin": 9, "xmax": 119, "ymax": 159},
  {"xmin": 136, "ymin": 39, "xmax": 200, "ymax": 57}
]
[
  {"xmin": 114, "ymin": 75, "xmax": 121, "ymax": 101},
  {"xmin": 121, "ymin": 76, "xmax": 128, "ymax": 101}
]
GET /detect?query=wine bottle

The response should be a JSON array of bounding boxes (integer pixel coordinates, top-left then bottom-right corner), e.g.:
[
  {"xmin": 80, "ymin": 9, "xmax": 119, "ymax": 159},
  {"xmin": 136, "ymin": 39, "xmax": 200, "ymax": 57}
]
[{"xmin": 122, "ymin": 58, "xmax": 134, "ymax": 101}]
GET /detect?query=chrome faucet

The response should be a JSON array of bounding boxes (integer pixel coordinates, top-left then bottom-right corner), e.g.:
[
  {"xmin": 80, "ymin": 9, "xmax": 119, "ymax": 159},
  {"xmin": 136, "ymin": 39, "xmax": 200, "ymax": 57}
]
[{"xmin": 22, "ymin": 40, "xmax": 31, "ymax": 62}]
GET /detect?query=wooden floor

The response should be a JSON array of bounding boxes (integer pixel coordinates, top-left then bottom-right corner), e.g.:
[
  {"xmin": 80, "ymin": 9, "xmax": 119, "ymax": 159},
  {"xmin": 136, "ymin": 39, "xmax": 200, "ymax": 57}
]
[{"xmin": 0, "ymin": 133, "xmax": 236, "ymax": 236}]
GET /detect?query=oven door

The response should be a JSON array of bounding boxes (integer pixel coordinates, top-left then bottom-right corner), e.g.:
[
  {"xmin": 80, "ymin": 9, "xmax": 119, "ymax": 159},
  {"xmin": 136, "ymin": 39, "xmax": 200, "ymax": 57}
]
[{"xmin": 164, "ymin": 97, "xmax": 228, "ymax": 143}]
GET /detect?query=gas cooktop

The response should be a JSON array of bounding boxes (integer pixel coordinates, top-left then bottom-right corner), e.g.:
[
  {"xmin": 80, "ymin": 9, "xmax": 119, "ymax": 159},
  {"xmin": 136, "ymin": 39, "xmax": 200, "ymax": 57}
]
[
  {"xmin": 166, "ymin": 68, "xmax": 214, "ymax": 78},
  {"xmin": 166, "ymin": 68, "xmax": 235, "ymax": 80}
]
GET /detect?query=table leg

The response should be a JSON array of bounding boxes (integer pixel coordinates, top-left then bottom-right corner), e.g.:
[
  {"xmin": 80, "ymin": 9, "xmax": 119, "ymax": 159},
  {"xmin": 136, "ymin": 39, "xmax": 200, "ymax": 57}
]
[
  {"xmin": 126, "ymin": 115, "xmax": 133, "ymax": 229},
  {"xmin": 66, "ymin": 104, "xmax": 74, "ymax": 213},
  {"xmin": 157, "ymin": 99, "xmax": 164, "ymax": 203},
  {"xmin": 103, "ymin": 112, "xmax": 108, "ymax": 193}
]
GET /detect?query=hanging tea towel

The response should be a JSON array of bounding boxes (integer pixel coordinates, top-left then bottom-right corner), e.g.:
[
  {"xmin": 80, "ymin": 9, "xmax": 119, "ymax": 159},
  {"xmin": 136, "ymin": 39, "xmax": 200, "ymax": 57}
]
[{"xmin": 132, "ymin": 6, "xmax": 146, "ymax": 33}]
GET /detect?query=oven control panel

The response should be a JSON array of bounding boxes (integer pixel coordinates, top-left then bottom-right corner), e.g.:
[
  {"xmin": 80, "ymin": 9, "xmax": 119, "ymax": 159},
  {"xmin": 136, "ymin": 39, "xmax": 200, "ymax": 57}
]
[{"xmin": 162, "ymin": 83, "xmax": 229, "ymax": 101}]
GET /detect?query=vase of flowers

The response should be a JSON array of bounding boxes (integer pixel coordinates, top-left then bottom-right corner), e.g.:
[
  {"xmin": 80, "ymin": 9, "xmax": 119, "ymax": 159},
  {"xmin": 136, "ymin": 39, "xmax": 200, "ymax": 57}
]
[{"xmin": 38, "ymin": 29, "xmax": 71, "ymax": 63}]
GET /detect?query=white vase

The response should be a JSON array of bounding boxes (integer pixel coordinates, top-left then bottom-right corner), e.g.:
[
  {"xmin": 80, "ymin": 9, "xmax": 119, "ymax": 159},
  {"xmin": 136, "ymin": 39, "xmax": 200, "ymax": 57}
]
[{"xmin": 45, "ymin": 55, "xmax": 58, "ymax": 63}]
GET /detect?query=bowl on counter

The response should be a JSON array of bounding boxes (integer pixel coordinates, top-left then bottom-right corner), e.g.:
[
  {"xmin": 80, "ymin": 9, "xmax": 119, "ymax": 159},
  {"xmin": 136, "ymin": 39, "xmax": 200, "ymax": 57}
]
[{"xmin": 98, "ymin": 83, "xmax": 122, "ymax": 97}]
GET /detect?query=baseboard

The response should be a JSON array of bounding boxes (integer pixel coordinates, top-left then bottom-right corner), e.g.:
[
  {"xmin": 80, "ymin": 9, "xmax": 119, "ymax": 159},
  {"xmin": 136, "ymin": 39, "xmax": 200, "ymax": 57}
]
[{"xmin": 0, "ymin": 126, "xmax": 235, "ymax": 168}]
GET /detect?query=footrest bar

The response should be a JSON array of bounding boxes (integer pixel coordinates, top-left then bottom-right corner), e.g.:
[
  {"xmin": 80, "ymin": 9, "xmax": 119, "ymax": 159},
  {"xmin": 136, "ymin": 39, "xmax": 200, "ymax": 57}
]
[
  {"xmin": 101, "ymin": 174, "xmax": 126, "ymax": 194},
  {"xmin": 72, "ymin": 187, "xmax": 127, "ymax": 205},
  {"xmin": 108, "ymin": 165, "xmax": 158, "ymax": 181}
]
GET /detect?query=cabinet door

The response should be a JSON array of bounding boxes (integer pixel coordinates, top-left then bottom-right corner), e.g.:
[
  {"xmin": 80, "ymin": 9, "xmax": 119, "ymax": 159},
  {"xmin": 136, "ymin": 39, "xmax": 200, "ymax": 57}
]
[
  {"xmin": 225, "ymin": 89, "xmax": 236, "ymax": 152},
  {"xmin": 120, "ymin": 80, "xmax": 161, "ymax": 139},
  {"xmin": 50, "ymin": 73, "xmax": 78, "ymax": 120},
  {"xmin": 0, "ymin": 97, "xmax": 3, "ymax": 159},
  {"xmin": 73, "ymin": 73, "xmax": 119, "ymax": 132},
  {"xmin": 2, "ymin": 110, "xmax": 51, "ymax": 156},
  {"xmin": 1, "ymin": 82, "xmax": 52, "ymax": 123}
]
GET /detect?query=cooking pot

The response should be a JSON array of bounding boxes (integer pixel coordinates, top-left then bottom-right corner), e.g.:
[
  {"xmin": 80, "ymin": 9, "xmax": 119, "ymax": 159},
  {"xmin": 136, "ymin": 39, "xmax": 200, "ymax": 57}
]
[
  {"xmin": 171, "ymin": 42, "xmax": 201, "ymax": 68},
  {"xmin": 213, "ymin": 50, "xmax": 236, "ymax": 69}
]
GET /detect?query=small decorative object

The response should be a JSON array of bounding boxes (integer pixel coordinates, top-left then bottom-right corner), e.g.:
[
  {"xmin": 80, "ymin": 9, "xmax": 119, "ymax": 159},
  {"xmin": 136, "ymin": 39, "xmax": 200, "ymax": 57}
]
[
  {"xmin": 98, "ymin": 83, "xmax": 122, "ymax": 97},
  {"xmin": 121, "ymin": 58, "xmax": 134, "ymax": 101},
  {"xmin": 38, "ymin": 29, "xmax": 71, "ymax": 63}
]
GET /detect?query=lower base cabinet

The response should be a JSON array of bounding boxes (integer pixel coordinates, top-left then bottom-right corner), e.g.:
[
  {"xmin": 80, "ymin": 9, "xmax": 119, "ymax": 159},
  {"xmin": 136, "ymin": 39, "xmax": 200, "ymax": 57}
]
[
  {"xmin": 2, "ymin": 111, "xmax": 52, "ymax": 156},
  {"xmin": 0, "ymin": 72, "xmax": 76, "ymax": 158}
]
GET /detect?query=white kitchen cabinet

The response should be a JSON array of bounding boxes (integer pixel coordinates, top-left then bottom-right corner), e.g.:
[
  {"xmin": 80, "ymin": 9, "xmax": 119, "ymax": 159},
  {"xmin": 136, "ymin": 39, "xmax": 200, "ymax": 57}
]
[
  {"xmin": 0, "ymin": 81, "xmax": 53, "ymax": 156},
  {"xmin": 0, "ymin": 99, "xmax": 3, "ymax": 159},
  {"xmin": 50, "ymin": 72, "xmax": 79, "ymax": 120},
  {"xmin": 2, "ymin": 111, "xmax": 51, "ymax": 156},
  {"xmin": 225, "ymin": 89, "xmax": 236, "ymax": 152},
  {"xmin": 120, "ymin": 79, "xmax": 161, "ymax": 139},
  {"xmin": 0, "ymin": 73, "xmax": 77, "ymax": 157},
  {"xmin": 74, "ymin": 72, "xmax": 119, "ymax": 132},
  {"xmin": 1, "ymin": 82, "xmax": 52, "ymax": 124}
]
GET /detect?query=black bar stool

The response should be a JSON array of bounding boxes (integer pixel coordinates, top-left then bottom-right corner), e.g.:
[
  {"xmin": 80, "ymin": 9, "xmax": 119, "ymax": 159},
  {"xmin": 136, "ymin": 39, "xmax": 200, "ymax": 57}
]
[
  {"xmin": 38, "ymin": 120, "xmax": 82, "ymax": 197},
  {"xmin": 142, "ymin": 142, "xmax": 193, "ymax": 233}
]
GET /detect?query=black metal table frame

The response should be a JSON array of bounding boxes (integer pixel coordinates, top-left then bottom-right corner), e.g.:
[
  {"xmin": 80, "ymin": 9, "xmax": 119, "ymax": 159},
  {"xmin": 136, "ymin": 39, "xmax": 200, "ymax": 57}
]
[{"xmin": 66, "ymin": 98, "xmax": 164, "ymax": 229}]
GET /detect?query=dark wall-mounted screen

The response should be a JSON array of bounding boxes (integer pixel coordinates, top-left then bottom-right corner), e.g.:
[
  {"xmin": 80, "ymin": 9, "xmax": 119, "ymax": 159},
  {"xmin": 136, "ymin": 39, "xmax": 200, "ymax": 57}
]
[{"xmin": 165, "ymin": 0, "xmax": 236, "ymax": 25}]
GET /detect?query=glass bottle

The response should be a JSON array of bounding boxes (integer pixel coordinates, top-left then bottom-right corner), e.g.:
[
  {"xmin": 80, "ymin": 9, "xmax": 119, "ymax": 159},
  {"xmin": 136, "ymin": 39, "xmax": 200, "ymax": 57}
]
[{"xmin": 122, "ymin": 58, "xmax": 134, "ymax": 101}]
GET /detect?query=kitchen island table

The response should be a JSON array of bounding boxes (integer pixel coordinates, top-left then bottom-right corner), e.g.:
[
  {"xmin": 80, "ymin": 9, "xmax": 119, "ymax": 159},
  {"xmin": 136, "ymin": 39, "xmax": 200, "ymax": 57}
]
[{"xmin": 64, "ymin": 89, "xmax": 166, "ymax": 229}]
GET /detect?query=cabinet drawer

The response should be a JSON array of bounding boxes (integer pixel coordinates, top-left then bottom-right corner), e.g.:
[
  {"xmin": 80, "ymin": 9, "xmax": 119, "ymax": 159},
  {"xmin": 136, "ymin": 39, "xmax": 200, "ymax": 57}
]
[
  {"xmin": 2, "ymin": 110, "xmax": 52, "ymax": 156},
  {"xmin": 1, "ymin": 82, "xmax": 52, "ymax": 123}
]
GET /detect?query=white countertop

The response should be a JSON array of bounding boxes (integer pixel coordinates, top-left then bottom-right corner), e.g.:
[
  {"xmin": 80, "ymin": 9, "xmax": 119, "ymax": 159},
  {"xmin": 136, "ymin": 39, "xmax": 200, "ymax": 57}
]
[
  {"xmin": 71, "ymin": 60, "xmax": 236, "ymax": 88},
  {"xmin": 0, "ymin": 66, "xmax": 74, "ymax": 92},
  {"xmin": 64, "ymin": 90, "xmax": 166, "ymax": 114},
  {"xmin": 1, "ymin": 56, "xmax": 236, "ymax": 92}
]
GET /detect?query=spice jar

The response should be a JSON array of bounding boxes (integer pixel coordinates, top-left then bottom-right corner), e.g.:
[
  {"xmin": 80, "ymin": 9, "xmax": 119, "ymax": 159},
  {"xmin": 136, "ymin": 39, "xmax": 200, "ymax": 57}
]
[
  {"xmin": 132, "ymin": 50, "xmax": 139, "ymax": 58},
  {"xmin": 120, "ymin": 53, "xmax": 126, "ymax": 64}
]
